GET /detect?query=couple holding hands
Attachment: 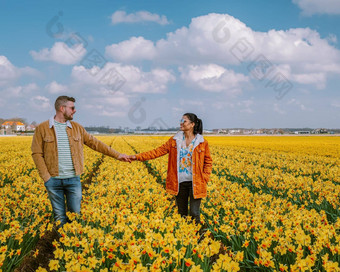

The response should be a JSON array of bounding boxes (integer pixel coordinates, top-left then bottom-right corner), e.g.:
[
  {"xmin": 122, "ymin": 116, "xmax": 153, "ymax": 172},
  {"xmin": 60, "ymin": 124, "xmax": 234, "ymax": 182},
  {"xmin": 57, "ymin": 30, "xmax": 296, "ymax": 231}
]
[{"xmin": 32, "ymin": 96, "xmax": 212, "ymax": 228}]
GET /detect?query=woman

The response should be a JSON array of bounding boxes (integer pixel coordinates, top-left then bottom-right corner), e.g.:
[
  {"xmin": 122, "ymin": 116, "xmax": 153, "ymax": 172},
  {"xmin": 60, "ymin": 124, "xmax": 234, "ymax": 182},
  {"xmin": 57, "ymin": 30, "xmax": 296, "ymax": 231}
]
[{"xmin": 129, "ymin": 113, "xmax": 213, "ymax": 224}]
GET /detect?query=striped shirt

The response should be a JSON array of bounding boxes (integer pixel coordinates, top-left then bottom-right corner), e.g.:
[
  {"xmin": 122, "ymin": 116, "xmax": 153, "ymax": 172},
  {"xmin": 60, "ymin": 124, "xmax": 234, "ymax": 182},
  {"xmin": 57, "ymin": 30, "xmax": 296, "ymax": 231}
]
[{"xmin": 54, "ymin": 120, "xmax": 76, "ymax": 178}]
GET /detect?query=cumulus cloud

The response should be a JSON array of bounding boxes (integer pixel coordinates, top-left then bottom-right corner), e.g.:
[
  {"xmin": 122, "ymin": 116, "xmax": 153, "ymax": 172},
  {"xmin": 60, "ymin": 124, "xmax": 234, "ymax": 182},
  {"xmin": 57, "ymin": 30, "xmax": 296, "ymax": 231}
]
[
  {"xmin": 292, "ymin": 0, "xmax": 340, "ymax": 15},
  {"xmin": 30, "ymin": 42, "xmax": 87, "ymax": 65},
  {"xmin": 83, "ymin": 97, "xmax": 128, "ymax": 117},
  {"xmin": 2, "ymin": 83, "xmax": 39, "ymax": 98},
  {"xmin": 71, "ymin": 62, "xmax": 175, "ymax": 94},
  {"xmin": 292, "ymin": 72, "xmax": 326, "ymax": 89},
  {"xmin": 288, "ymin": 98, "xmax": 312, "ymax": 111},
  {"xmin": 0, "ymin": 56, "xmax": 40, "ymax": 86},
  {"xmin": 106, "ymin": 37, "xmax": 156, "ymax": 62},
  {"xmin": 108, "ymin": 13, "xmax": 339, "ymax": 65},
  {"xmin": 179, "ymin": 64, "xmax": 248, "ymax": 94},
  {"xmin": 111, "ymin": 10, "xmax": 169, "ymax": 25},
  {"xmin": 106, "ymin": 13, "xmax": 340, "ymax": 90},
  {"xmin": 274, "ymin": 64, "xmax": 327, "ymax": 89},
  {"xmin": 45, "ymin": 81, "xmax": 68, "ymax": 94},
  {"xmin": 0, "ymin": 56, "xmax": 18, "ymax": 85},
  {"xmin": 30, "ymin": 96, "xmax": 51, "ymax": 111}
]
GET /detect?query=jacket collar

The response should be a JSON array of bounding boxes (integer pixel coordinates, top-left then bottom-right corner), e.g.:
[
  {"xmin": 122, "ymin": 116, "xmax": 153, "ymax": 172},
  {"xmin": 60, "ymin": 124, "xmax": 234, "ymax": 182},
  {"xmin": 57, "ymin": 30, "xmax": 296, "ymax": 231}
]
[
  {"xmin": 173, "ymin": 131, "xmax": 204, "ymax": 149},
  {"xmin": 49, "ymin": 116, "xmax": 72, "ymax": 129}
]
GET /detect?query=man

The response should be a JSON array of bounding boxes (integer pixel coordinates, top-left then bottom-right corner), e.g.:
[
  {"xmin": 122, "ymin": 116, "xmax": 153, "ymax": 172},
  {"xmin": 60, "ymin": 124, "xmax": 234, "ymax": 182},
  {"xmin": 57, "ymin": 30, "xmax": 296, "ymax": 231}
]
[{"xmin": 31, "ymin": 95, "xmax": 130, "ymax": 227}]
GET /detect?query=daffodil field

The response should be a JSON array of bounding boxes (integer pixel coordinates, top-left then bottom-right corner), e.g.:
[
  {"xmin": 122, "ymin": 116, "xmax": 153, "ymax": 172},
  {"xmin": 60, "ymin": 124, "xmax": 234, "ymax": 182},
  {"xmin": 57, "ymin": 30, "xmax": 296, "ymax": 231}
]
[{"xmin": 1, "ymin": 135, "xmax": 339, "ymax": 271}]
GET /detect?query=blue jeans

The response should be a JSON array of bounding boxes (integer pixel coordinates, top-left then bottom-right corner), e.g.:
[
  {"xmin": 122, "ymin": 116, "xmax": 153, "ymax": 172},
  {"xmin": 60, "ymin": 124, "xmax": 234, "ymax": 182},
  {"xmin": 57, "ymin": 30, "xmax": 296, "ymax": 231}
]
[{"xmin": 44, "ymin": 176, "xmax": 82, "ymax": 227}]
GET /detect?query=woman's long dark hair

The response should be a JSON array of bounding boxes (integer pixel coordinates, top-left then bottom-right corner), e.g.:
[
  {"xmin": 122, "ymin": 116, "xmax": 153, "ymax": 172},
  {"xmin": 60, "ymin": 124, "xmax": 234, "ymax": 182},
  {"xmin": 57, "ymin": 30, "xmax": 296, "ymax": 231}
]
[{"xmin": 184, "ymin": 113, "xmax": 203, "ymax": 135}]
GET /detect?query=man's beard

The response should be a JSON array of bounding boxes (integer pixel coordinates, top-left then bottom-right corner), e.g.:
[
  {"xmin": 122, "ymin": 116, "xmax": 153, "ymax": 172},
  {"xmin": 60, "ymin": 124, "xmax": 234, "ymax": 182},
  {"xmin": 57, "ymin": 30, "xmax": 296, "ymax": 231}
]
[{"xmin": 63, "ymin": 112, "xmax": 73, "ymax": 121}]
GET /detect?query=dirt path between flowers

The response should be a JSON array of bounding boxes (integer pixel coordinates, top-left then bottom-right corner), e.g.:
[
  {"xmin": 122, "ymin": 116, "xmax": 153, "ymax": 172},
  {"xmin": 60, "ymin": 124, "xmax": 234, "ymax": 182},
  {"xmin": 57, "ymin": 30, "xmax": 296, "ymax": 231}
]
[{"xmin": 14, "ymin": 229, "xmax": 59, "ymax": 272}]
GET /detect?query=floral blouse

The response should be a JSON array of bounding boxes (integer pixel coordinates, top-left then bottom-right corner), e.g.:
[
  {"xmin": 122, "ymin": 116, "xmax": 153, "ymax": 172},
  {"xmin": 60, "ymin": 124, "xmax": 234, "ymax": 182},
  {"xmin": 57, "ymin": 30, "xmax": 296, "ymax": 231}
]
[{"xmin": 178, "ymin": 135, "xmax": 197, "ymax": 183}]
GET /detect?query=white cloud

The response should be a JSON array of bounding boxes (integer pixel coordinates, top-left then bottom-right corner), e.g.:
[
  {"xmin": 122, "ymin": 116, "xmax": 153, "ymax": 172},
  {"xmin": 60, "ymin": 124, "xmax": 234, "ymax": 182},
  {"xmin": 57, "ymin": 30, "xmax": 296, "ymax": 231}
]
[
  {"xmin": 83, "ymin": 101, "xmax": 127, "ymax": 117},
  {"xmin": 288, "ymin": 98, "xmax": 312, "ymax": 111},
  {"xmin": 45, "ymin": 81, "xmax": 68, "ymax": 94},
  {"xmin": 292, "ymin": 0, "xmax": 340, "ymax": 15},
  {"xmin": 274, "ymin": 64, "xmax": 327, "ymax": 89},
  {"xmin": 0, "ymin": 56, "xmax": 18, "ymax": 85},
  {"xmin": 106, "ymin": 37, "xmax": 156, "ymax": 62},
  {"xmin": 172, "ymin": 107, "xmax": 185, "ymax": 113},
  {"xmin": 71, "ymin": 62, "xmax": 175, "ymax": 94},
  {"xmin": 111, "ymin": 10, "xmax": 169, "ymax": 25},
  {"xmin": 273, "ymin": 103, "xmax": 286, "ymax": 115},
  {"xmin": 1, "ymin": 83, "xmax": 39, "ymax": 98},
  {"xmin": 106, "ymin": 13, "xmax": 340, "ymax": 90},
  {"xmin": 86, "ymin": 93, "xmax": 129, "ymax": 107},
  {"xmin": 237, "ymin": 100, "xmax": 254, "ymax": 114},
  {"xmin": 179, "ymin": 99, "xmax": 204, "ymax": 106},
  {"xmin": 212, "ymin": 101, "xmax": 235, "ymax": 110},
  {"xmin": 331, "ymin": 101, "xmax": 340, "ymax": 108},
  {"xmin": 30, "ymin": 42, "xmax": 87, "ymax": 65},
  {"xmin": 0, "ymin": 56, "xmax": 40, "ymax": 86},
  {"xmin": 98, "ymin": 110, "xmax": 126, "ymax": 117},
  {"xmin": 108, "ymin": 13, "xmax": 339, "ymax": 65},
  {"xmin": 327, "ymin": 34, "xmax": 337, "ymax": 44},
  {"xmin": 179, "ymin": 64, "xmax": 248, "ymax": 94},
  {"xmin": 292, "ymin": 72, "xmax": 326, "ymax": 89},
  {"xmin": 30, "ymin": 96, "xmax": 51, "ymax": 111}
]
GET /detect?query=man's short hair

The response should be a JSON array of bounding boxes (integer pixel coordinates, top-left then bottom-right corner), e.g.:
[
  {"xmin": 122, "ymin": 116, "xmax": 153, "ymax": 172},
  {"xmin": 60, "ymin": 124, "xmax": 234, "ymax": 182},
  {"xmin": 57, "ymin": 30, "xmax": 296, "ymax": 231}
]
[{"xmin": 55, "ymin": 96, "xmax": 76, "ymax": 111}]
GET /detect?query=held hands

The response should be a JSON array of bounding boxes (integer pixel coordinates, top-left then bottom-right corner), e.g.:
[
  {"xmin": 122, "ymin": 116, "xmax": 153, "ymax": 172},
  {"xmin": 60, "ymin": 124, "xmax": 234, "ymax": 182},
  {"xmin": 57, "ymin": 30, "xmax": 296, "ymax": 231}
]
[
  {"xmin": 128, "ymin": 155, "xmax": 137, "ymax": 161},
  {"xmin": 117, "ymin": 153, "xmax": 131, "ymax": 163},
  {"xmin": 117, "ymin": 154, "xmax": 137, "ymax": 163}
]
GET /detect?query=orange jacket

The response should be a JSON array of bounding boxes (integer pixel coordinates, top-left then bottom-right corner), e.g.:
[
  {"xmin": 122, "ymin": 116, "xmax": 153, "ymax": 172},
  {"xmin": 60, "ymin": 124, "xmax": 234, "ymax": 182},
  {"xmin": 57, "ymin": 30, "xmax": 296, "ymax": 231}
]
[{"xmin": 136, "ymin": 133, "xmax": 213, "ymax": 199}]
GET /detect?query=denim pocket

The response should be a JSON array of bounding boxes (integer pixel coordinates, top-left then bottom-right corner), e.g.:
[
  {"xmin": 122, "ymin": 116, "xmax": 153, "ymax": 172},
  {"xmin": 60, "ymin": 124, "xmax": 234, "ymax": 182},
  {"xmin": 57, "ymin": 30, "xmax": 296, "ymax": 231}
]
[
  {"xmin": 44, "ymin": 177, "xmax": 54, "ymax": 186},
  {"xmin": 68, "ymin": 176, "xmax": 81, "ymax": 184}
]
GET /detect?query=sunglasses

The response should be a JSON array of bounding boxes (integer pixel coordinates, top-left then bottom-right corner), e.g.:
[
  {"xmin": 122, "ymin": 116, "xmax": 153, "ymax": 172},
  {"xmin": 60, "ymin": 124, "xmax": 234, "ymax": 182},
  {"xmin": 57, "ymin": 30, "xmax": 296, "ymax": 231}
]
[
  {"xmin": 63, "ymin": 105, "xmax": 76, "ymax": 111},
  {"xmin": 180, "ymin": 119, "xmax": 191, "ymax": 124}
]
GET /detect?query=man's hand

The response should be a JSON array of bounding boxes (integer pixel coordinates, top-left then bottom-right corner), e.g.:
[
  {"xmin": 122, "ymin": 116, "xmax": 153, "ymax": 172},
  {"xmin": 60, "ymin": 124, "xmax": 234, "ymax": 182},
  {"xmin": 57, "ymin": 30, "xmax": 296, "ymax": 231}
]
[
  {"xmin": 117, "ymin": 153, "xmax": 132, "ymax": 163},
  {"xmin": 128, "ymin": 155, "xmax": 137, "ymax": 161}
]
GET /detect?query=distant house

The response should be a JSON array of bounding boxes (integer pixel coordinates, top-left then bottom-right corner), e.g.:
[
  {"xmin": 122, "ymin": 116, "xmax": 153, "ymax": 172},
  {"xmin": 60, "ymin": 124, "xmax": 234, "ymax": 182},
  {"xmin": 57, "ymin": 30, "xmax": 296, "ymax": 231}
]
[
  {"xmin": 312, "ymin": 128, "xmax": 328, "ymax": 134},
  {"xmin": 294, "ymin": 131, "xmax": 310, "ymax": 134},
  {"xmin": 26, "ymin": 124, "xmax": 36, "ymax": 131},
  {"xmin": 1, "ymin": 121, "xmax": 26, "ymax": 131},
  {"xmin": 229, "ymin": 129, "xmax": 240, "ymax": 134}
]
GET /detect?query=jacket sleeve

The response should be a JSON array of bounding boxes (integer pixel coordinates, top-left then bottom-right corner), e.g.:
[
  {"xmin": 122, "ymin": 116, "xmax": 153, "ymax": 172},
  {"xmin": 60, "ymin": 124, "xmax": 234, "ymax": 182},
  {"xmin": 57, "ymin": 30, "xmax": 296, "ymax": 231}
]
[
  {"xmin": 203, "ymin": 141, "xmax": 213, "ymax": 183},
  {"xmin": 31, "ymin": 125, "xmax": 51, "ymax": 182},
  {"xmin": 83, "ymin": 127, "xmax": 121, "ymax": 159},
  {"xmin": 136, "ymin": 138, "xmax": 172, "ymax": 161}
]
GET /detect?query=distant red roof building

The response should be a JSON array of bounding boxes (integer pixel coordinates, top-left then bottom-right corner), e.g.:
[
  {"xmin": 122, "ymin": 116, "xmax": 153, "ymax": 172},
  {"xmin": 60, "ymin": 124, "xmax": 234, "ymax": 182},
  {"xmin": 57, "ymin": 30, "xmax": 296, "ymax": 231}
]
[{"xmin": 1, "ymin": 121, "xmax": 26, "ymax": 131}]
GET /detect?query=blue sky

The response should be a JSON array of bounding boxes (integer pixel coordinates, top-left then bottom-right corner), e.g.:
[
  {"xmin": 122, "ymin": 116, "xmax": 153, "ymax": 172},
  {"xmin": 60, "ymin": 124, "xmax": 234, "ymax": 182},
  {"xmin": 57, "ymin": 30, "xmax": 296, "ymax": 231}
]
[{"xmin": 0, "ymin": 0, "xmax": 339, "ymax": 129}]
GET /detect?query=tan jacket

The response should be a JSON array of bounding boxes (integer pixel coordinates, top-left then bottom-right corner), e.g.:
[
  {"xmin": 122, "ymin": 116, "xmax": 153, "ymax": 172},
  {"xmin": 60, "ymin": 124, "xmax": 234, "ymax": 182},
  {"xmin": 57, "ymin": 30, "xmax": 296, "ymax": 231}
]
[
  {"xmin": 136, "ymin": 132, "xmax": 213, "ymax": 199},
  {"xmin": 31, "ymin": 118, "xmax": 120, "ymax": 182}
]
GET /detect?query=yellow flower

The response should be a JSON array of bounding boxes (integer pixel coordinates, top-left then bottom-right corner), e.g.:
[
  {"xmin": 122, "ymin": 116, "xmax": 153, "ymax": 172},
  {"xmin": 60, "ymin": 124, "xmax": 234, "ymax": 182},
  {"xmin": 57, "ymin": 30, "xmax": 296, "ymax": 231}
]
[
  {"xmin": 36, "ymin": 267, "xmax": 48, "ymax": 272},
  {"xmin": 33, "ymin": 249, "xmax": 39, "ymax": 258},
  {"xmin": 49, "ymin": 259, "xmax": 60, "ymax": 271}
]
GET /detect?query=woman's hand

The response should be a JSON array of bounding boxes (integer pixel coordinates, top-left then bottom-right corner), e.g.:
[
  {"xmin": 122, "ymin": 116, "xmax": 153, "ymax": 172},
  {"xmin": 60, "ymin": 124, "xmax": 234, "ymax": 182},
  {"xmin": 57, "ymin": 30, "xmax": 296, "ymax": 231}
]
[
  {"xmin": 128, "ymin": 155, "xmax": 137, "ymax": 161},
  {"xmin": 117, "ymin": 153, "xmax": 132, "ymax": 163}
]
